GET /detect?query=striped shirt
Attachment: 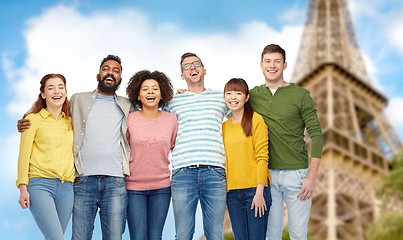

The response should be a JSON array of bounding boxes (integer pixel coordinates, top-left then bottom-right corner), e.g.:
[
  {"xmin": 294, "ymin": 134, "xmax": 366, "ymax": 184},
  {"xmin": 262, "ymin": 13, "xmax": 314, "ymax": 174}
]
[{"xmin": 166, "ymin": 89, "xmax": 229, "ymax": 170}]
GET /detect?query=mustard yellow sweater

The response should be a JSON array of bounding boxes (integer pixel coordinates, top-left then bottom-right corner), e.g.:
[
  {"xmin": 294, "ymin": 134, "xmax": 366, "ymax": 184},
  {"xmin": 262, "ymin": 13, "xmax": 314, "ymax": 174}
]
[{"xmin": 223, "ymin": 112, "xmax": 270, "ymax": 191}]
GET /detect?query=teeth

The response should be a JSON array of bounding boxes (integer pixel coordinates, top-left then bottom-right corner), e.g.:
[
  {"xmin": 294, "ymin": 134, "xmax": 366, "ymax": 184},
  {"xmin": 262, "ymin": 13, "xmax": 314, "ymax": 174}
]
[{"xmin": 191, "ymin": 72, "xmax": 197, "ymax": 76}]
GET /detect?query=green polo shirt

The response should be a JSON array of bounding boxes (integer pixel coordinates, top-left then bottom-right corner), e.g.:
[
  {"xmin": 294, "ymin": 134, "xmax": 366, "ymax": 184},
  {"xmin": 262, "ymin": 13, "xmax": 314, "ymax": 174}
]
[{"xmin": 249, "ymin": 83, "xmax": 324, "ymax": 170}]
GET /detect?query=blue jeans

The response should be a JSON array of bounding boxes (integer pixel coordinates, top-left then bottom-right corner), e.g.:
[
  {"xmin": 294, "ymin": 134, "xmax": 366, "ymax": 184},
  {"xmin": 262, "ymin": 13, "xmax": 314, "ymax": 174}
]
[
  {"xmin": 27, "ymin": 177, "xmax": 74, "ymax": 240},
  {"xmin": 72, "ymin": 176, "xmax": 127, "ymax": 240},
  {"xmin": 127, "ymin": 187, "xmax": 171, "ymax": 240},
  {"xmin": 171, "ymin": 166, "xmax": 227, "ymax": 240},
  {"xmin": 266, "ymin": 168, "xmax": 311, "ymax": 240},
  {"xmin": 227, "ymin": 183, "xmax": 271, "ymax": 240}
]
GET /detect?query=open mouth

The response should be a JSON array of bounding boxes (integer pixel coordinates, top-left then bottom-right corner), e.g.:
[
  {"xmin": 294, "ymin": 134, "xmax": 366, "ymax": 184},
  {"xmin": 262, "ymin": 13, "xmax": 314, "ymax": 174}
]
[
  {"xmin": 52, "ymin": 96, "xmax": 62, "ymax": 100},
  {"xmin": 190, "ymin": 72, "xmax": 198, "ymax": 77},
  {"xmin": 146, "ymin": 96, "xmax": 156, "ymax": 101},
  {"xmin": 105, "ymin": 77, "xmax": 115, "ymax": 83},
  {"xmin": 229, "ymin": 101, "xmax": 239, "ymax": 106}
]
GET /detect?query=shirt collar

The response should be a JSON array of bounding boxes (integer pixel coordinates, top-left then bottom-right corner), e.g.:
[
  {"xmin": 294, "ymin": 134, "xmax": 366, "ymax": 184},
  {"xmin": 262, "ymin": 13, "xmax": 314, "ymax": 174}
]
[{"xmin": 39, "ymin": 108, "xmax": 67, "ymax": 119}]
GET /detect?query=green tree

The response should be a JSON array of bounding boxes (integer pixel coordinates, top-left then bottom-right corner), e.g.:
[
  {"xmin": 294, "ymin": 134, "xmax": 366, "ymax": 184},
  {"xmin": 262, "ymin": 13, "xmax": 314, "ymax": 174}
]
[
  {"xmin": 223, "ymin": 232, "xmax": 234, "ymax": 240},
  {"xmin": 366, "ymin": 149, "xmax": 403, "ymax": 239},
  {"xmin": 376, "ymin": 149, "xmax": 403, "ymax": 202},
  {"xmin": 366, "ymin": 212, "xmax": 403, "ymax": 240}
]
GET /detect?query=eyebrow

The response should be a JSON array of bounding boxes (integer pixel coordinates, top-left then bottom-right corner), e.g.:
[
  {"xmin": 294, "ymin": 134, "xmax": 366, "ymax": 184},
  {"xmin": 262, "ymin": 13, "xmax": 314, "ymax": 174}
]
[
  {"xmin": 102, "ymin": 65, "xmax": 121, "ymax": 70},
  {"xmin": 46, "ymin": 83, "xmax": 65, "ymax": 87}
]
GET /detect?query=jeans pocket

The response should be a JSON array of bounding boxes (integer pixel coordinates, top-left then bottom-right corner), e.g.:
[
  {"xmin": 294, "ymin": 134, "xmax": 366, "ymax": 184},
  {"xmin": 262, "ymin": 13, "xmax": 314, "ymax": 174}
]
[
  {"xmin": 171, "ymin": 168, "xmax": 184, "ymax": 179},
  {"xmin": 295, "ymin": 168, "xmax": 309, "ymax": 181},
  {"xmin": 74, "ymin": 176, "xmax": 87, "ymax": 185},
  {"xmin": 28, "ymin": 177, "xmax": 42, "ymax": 185},
  {"xmin": 211, "ymin": 167, "xmax": 226, "ymax": 179},
  {"xmin": 111, "ymin": 177, "xmax": 126, "ymax": 187}
]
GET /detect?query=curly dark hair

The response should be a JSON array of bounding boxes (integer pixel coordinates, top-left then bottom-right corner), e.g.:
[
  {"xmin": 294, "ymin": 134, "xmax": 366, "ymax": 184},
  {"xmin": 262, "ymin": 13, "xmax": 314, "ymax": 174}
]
[{"xmin": 126, "ymin": 70, "xmax": 174, "ymax": 109}]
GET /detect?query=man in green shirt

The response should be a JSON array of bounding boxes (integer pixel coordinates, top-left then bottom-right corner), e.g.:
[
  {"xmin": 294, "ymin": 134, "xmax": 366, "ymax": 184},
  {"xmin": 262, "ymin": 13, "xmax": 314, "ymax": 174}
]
[{"xmin": 249, "ymin": 44, "xmax": 324, "ymax": 240}]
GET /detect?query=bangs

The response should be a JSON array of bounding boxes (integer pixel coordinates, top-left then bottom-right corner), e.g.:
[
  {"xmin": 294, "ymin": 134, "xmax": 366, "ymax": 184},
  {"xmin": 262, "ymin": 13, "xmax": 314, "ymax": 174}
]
[{"xmin": 224, "ymin": 78, "xmax": 249, "ymax": 95}]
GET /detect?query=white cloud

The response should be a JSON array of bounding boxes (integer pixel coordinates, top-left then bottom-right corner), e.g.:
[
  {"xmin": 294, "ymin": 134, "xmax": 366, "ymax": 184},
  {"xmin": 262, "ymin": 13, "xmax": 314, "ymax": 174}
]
[
  {"xmin": 385, "ymin": 97, "xmax": 403, "ymax": 147},
  {"xmin": 386, "ymin": 97, "xmax": 403, "ymax": 128},
  {"xmin": 387, "ymin": 11, "xmax": 403, "ymax": 55},
  {"xmin": 4, "ymin": 5, "xmax": 303, "ymax": 117},
  {"xmin": 278, "ymin": 5, "xmax": 306, "ymax": 25}
]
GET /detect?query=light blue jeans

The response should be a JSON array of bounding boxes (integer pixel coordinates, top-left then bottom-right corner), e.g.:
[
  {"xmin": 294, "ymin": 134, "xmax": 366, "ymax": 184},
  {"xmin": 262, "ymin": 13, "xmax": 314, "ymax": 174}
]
[
  {"xmin": 72, "ymin": 175, "xmax": 127, "ymax": 240},
  {"xmin": 27, "ymin": 177, "xmax": 74, "ymax": 240},
  {"xmin": 171, "ymin": 166, "xmax": 227, "ymax": 240},
  {"xmin": 266, "ymin": 168, "xmax": 311, "ymax": 240},
  {"xmin": 127, "ymin": 187, "xmax": 171, "ymax": 240}
]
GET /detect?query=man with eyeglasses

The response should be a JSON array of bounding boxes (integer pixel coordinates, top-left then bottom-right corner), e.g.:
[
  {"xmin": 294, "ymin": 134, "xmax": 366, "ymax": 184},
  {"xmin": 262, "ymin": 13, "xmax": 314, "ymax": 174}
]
[{"xmin": 165, "ymin": 52, "xmax": 229, "ymax": 240}]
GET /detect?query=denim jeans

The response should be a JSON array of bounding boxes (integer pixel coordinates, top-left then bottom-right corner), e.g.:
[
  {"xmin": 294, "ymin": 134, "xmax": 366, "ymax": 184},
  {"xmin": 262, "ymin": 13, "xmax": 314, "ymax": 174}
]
[
  {"xmin": 171, "ymin": 166, "xmax": 227, "ymax": 240},
  {"xmin": 27, "ymin": 177, "xmax": 74, "ymax": 240},
  {"xmin": 127, "ymin": 187, "xmax": 171, "ymax": 240},
  {"xmin": 227, "ymin": 182, "xmax": 271, "ymax": 240},
  {"xmin": 72, "ymin": 175, "xmax": 127, "ymax": 240},
  {"xmin": 266, "ymin": 168, "xmax": 311, "ymax": 240}
]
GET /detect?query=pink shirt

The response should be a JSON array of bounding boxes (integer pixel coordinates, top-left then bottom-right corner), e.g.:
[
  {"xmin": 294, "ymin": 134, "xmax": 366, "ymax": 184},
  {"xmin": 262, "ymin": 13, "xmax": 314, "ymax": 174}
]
[{"xmin": 126, "ymin": 111, "xmax": 178, "ymax": 190}]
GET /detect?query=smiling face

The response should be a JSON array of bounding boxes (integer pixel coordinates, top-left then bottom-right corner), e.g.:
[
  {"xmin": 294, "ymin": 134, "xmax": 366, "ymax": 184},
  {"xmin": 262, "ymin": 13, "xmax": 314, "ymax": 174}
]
[
  {"xmin": 260, "ymin": 52, "xmax": 287, "ymax": 84},
  {"xmin": 224, "ymin": 90, "xmax": 249, "ymax": 113},
  {"xmin": 180, "ymin": 56, "xmax": 206, "ymax": 87},
  {"xmin": 41, "ymin": 77, "xmax": 67, "ymax": 109},
  {"xmin": 97, "ymin": 59, "xmax": 122, "ymax": 95},
  {"xmin": 138, "ymin": 79, "xmax": 161, "ymax": 110}
]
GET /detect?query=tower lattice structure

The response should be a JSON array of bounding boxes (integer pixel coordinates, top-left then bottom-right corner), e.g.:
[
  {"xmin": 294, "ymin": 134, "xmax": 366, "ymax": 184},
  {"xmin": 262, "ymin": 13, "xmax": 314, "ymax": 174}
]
[{"xmin": 292, "ymin": 0, "xmax": 402, "ymax": 239}]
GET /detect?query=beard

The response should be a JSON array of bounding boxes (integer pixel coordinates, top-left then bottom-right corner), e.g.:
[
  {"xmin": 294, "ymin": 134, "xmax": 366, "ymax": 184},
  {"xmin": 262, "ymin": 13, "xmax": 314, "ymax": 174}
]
[{"xmin": 98, "ymin": 74, "xmax": 121, "ymax": 94}]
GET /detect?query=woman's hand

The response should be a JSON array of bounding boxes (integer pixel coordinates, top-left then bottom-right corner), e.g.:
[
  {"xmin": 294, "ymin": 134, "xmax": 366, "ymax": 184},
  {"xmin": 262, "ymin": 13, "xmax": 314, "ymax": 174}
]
[
  {"xmin": 251, "ymin": 184, "xmax": 267, "ymax": 217},
  {"xmin": 18, "ymin": 184, "xmax": 30, "ymax": 209}
]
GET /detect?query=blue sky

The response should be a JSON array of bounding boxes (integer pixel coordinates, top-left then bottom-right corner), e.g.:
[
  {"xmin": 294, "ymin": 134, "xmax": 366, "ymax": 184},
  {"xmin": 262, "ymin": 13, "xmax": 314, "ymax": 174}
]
[{"xmin": 1, "ymin": 0, "xmax": 403, "ymax": 239}]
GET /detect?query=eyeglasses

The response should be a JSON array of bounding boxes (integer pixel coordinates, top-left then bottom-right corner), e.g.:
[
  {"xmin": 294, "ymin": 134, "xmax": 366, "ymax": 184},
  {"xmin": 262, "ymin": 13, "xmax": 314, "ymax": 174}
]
[{"xmin": 182, "ymin": 60, "xmax": 202, "ymax": 70}]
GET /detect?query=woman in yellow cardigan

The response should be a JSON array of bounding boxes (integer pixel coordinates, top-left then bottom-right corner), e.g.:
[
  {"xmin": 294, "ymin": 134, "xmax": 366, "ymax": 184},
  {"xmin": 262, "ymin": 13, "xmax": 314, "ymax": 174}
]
[
  {"xmin": 222, "ymin": 78, "xmax": 271, "ymax": 240},
  {"xmin": 16, "ymin": 74, "xmax": 75, "ymax": 240}
]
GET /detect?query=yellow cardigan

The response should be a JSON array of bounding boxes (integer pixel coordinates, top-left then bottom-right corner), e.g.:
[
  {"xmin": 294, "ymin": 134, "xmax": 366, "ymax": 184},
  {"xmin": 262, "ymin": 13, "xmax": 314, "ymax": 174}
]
[
  {"xmin": 223, "ymin": 112, "xmax": 270, "ymax": 191},
  {"xmin": 16, "ymin": 109, "xmax": 76, "ymax": 188}
]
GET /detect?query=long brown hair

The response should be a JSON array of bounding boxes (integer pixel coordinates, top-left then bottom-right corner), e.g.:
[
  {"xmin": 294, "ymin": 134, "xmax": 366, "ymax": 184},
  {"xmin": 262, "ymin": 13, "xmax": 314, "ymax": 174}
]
[
  {"xmin": 27, "ymin": 74, "xmax": 71, "ymax": 116},
  {"xmin": 224, "ymin": 78, "xmax": 254, "ymax": 137}
]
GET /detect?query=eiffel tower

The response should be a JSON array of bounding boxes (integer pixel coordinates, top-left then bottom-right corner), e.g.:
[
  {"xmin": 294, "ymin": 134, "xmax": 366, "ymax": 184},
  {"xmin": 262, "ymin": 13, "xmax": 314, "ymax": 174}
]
[{"xmin": 292, "ymin": 0, "xmax": 402, "ymax": 239}]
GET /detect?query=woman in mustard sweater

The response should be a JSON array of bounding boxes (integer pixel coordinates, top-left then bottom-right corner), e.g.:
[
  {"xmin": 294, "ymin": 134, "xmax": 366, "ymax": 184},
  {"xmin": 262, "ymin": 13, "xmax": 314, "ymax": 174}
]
[
  {"xmin": 16, "ymin": 74, "xmax": 75, "ymax": 240},
  {"xmin": 223, "ymin": 78, "xmax": 271, "ymax": 240}
]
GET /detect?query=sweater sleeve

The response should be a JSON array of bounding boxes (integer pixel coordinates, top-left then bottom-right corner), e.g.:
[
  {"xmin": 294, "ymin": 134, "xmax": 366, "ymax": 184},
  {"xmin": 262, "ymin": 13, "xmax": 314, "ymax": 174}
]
[
  {"xmin": 253, "ymin": 113, "xmax": 269, "ymax": 185},
  {"xmin": 301, "ymin": 91, "xmax": 324, "ymax": 159},
  {"xmin": 171, "ymin": 117, "xmax": 178, "ymax": 151}
]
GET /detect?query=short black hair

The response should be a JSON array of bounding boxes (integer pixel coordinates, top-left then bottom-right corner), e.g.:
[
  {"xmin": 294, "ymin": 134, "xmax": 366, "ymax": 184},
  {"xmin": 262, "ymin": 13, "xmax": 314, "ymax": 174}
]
[{"xmin": 100, "ymin": 55, "xmax": 123, "ymax": 71}]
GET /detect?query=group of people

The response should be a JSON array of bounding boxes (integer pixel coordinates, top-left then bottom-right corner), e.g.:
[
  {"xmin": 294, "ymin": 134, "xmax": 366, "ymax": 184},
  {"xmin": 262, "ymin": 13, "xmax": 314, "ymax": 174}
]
[{"xmin": 16, "ymin": 44, "xmax": 323, "ymax": 240}]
